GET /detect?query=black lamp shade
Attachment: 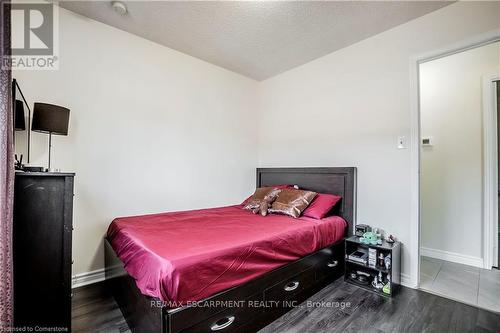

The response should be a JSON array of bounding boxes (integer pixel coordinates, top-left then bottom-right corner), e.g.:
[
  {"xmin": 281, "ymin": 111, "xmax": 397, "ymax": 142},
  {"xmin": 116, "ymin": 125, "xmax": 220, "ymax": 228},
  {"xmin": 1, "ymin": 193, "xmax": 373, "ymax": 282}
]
[
  {"xmin": 14, "ymin": 100, "xmax": 25, "ymax": 130},
  {"xmin": 32, "ymin": 102, "xmax": 70, "ymax": 135}
]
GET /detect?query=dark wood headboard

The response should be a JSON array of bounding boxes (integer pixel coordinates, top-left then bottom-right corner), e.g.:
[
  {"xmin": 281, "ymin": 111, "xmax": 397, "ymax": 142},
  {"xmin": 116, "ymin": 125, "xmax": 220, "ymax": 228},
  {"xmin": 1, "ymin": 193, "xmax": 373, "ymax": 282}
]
[{"xmin": 256, "ymin": 167, "xmax": 357, "ymax": 236}]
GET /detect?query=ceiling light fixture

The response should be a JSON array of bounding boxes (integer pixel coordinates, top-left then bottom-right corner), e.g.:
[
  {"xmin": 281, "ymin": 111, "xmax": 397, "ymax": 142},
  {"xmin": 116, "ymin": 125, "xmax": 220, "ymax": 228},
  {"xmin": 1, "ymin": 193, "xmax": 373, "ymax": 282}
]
[{"xmin": 111, "ymin": 1, "xmax": 127, "ymax": 15}]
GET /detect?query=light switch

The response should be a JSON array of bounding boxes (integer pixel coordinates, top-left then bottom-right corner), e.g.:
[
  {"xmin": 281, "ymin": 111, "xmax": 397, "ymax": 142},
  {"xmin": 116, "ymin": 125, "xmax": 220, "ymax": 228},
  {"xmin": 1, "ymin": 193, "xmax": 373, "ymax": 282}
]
[{"xmin": 397, "ymin": 136, "xmax": 407, "ymax": 149}]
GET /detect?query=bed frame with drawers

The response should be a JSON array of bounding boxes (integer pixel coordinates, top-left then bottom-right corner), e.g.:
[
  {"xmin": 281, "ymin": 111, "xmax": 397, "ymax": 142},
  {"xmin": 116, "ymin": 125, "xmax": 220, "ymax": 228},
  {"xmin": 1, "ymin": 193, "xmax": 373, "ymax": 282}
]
[{"xmin": 104, "ymin": 167, "xmax": 356, "ymax": 333}]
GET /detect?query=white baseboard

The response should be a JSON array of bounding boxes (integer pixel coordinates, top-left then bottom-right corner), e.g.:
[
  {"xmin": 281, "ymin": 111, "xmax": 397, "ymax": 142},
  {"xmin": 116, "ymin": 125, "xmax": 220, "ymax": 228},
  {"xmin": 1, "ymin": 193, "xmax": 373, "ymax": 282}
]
[
  {"xmin": 72, "ymin": 268, "xmax": 105, "ymax": 289},
  {"xmin": 71, "ymin": 267, "xmax": 414, "ymax": 291},
  {"xmin": 400, "ymin": 273, "xmax": 413, "ymax": 288},
  {"xmin": 72, "ymin": 268, "xmax": 416, "ymax": 290},
  {"xmin": 420, "ymin": 247, "xmax": 484, "ymax": 268}
]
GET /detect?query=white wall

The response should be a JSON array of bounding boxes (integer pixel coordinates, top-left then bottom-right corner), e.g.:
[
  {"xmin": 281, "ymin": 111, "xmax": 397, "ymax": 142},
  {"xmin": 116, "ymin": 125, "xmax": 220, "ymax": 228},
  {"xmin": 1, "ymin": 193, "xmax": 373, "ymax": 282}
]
[
  {"xmin": 13, "ymin": 8, "xmax": 259, "ymax": 275},
  {"xmin": 257, "ymin": 2, "xmax": 500, "ymax": 285},
  {"xmin": 419, "ymin": 42, "xmax": 500, "ymax": 266},
  {"xmin": 13, "ymin": 2, "xmax": 500, "ymax": 287}
]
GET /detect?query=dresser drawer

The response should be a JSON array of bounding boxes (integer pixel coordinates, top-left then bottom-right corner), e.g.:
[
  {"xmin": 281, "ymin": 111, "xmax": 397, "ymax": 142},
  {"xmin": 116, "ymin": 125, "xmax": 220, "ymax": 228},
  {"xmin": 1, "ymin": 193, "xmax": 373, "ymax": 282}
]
[
  {"xmin": 264, "ymin": 268, "xmax": 315, "ymax": 304},
  {"xmin": 180, "ymin": 293, "xmax": 263, "ymax": 333}
]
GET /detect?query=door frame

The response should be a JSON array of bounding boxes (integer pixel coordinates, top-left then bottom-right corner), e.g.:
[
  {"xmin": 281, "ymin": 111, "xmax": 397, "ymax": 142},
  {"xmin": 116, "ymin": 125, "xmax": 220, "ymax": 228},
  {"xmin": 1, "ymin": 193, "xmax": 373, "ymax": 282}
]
[
  {"xmin": 409, "ymin": 28, "xmax": 500, "ymax": 288},
  {"xmin": 483, "ymin": 73, "xmax": 500, "ymax": 269}
]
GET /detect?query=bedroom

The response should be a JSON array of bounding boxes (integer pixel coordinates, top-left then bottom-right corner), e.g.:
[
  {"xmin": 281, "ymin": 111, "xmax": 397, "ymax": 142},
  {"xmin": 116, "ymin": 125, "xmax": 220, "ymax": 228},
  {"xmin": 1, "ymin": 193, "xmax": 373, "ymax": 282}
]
[{"xmin": 1, "ymin": 1, "xmax": 500, "ymax": 332}]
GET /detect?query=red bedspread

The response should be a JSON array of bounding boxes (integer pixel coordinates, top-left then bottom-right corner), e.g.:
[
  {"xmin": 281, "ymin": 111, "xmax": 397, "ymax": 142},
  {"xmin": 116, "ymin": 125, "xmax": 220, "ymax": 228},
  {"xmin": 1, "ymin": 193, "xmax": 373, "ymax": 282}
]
[{"xmin": 107, "ymin": 205, "xmax": 346, "ymax": 305}]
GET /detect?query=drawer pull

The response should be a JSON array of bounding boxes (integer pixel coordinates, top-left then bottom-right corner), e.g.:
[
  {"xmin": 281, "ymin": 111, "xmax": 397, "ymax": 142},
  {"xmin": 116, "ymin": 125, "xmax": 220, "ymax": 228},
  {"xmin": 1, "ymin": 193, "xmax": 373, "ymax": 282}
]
[
  {"xmin": 210, "ymin": 316, "xmax": 235, "ymax": 331},
  {"xmin": 327, "ymin": 260, "xmax": 338, "ymax": 268},
  {"xmin": 284, "ymin": 281, "xmax": 299, "ymax": 291}
]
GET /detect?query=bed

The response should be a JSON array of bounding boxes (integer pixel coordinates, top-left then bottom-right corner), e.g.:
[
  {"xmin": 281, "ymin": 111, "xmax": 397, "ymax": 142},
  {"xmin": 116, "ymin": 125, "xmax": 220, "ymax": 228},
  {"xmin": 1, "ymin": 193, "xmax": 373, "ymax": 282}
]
[{"xmin": 104, "ymin": 167, "xmax": 356, "ymax": 333}]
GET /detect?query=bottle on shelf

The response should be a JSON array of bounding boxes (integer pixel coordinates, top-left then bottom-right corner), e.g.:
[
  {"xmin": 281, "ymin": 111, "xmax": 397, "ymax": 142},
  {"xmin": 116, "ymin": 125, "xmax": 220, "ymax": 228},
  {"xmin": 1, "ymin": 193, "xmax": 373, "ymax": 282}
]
[
  {"xmin": 378, "ymin": 253, "xmax": 384, "ymax": 267},
  {"xmin": 384, "ymin": 254, "xmax": 392, "ymax": 270},
  {"xmin": 383, "ymin": 274, "xmax": 391, "ymax": 294}
]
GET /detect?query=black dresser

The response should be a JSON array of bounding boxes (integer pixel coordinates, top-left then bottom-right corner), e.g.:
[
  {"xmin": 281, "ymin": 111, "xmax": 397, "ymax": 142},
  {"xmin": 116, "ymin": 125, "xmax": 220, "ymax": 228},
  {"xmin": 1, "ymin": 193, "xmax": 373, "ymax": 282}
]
[{"xmin": 13, "ymin": 172, "xmax": 74, "ymax": 331}]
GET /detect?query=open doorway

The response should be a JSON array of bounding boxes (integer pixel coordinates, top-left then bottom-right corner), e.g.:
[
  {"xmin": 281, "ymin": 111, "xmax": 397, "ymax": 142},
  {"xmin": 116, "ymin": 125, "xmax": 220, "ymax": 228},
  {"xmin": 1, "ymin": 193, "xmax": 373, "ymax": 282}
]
[{"xmin": 419, "ymin": 41, "xmax": 500, "ymax": 311}]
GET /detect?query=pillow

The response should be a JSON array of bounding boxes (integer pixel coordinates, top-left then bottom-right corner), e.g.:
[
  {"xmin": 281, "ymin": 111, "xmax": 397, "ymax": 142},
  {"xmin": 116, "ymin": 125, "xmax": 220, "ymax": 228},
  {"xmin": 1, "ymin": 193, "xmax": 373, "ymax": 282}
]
[
  {"xmin": 241, "ymin": 184, "xmax": 290, "ymax": 206},
  {"xmin": 243, "ymin": 187, "xmax": 282, "ymax": 210},
  {"xmin": 303, "ymin": 193, "xmax": 342, "ymax": 219},
  {"xmin": 268, "ymin": 188, "xmax": 317, "ymax": 218}
]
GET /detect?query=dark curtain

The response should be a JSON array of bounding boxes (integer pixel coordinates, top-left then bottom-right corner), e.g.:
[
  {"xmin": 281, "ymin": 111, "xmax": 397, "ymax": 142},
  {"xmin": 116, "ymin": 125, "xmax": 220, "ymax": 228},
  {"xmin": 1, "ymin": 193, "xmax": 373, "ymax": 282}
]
[{"xmin": 0, "ymin": 0, "xmax": 13, "ymax": 329}]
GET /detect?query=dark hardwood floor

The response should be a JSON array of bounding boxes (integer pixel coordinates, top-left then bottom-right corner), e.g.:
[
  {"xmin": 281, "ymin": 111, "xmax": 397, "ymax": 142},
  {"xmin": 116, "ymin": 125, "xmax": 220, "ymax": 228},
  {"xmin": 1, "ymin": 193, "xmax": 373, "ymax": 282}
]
[
  {"xmin": 72, "ymin": 281, "xmax": 129, "ymax": 333},
  {"xmin": 72, "ymin": 279, "xmax": 500, "ymax": 333}
]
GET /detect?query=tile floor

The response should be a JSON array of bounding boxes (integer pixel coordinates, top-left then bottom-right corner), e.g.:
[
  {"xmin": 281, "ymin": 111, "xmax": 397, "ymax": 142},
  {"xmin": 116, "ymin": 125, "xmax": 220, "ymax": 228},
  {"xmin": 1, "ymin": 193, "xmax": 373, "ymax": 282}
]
[{"xmin": 420, "ymin": 256, "xmax": 500, "ymax": 313}]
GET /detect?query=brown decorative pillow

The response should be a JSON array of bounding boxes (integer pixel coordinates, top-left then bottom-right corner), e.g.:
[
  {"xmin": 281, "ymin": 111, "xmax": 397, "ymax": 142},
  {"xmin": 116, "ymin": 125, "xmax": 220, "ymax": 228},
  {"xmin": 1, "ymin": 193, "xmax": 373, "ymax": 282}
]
[
  {"xmin": 243, "ymin": 187, "xmax": 281, "ymax": 211},
  {"xmin": 269, "ymin": 189, "xmax": 317, "ymax": 218}
]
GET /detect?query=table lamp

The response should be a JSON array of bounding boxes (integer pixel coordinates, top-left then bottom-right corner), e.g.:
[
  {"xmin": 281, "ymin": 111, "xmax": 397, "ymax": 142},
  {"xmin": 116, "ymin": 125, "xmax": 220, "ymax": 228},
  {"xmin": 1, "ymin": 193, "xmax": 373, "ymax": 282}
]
[{"xmin": 31, "ymin": 102, "xmax": 70, "ymax": 171}]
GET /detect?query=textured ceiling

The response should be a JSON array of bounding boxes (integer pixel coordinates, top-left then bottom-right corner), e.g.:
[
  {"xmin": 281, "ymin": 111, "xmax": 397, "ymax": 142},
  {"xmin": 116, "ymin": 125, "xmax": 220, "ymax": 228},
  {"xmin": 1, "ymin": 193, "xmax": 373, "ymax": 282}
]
[{"xmin": 59, "ymin": 1, "xmax": 452, "ymax": 81}]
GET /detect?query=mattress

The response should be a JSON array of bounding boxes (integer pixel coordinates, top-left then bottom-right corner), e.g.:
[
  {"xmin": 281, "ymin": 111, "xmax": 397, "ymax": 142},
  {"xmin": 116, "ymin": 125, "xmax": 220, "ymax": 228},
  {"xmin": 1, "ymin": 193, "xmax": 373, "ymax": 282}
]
[{"xmin": 107, "ymin": 205, "xmax": 346, "ymax": 305}]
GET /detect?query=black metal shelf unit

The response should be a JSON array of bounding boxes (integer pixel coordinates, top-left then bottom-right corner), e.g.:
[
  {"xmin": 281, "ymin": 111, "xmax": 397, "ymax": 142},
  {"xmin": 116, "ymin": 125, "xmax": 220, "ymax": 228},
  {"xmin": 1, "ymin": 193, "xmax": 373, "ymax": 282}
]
[{"xmin": 344, "ymin": 235, "xmax": 401, "ymax": 297}]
